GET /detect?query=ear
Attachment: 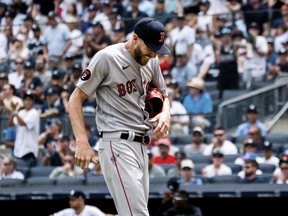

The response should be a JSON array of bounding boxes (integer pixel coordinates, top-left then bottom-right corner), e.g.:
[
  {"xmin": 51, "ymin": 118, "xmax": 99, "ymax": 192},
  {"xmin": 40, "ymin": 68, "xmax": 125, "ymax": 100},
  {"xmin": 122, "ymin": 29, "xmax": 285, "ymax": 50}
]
[{"xmin": 132, "ymin": 34, "xmax": 139, "ymax": 41}]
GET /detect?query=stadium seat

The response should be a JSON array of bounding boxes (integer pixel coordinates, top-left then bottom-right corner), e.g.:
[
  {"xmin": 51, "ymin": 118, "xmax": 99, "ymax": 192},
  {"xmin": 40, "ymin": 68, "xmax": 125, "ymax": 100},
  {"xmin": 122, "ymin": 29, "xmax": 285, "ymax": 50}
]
[
  {"xmin": 209, "ymin": 175, "xmax": 241, "ymax": 184},
  {"xmin": 0, "ymin": 179, "xmax": 25, "ymax": 187},
  {"xmin": 29, "ymin": 166, "xmax": 55, "ymax": 178},
  {"xmin": 85, "ymin": 175, "xmax": 106, "ymax": 186},
  {"xmin": 26, "ymin": 177, "xmax": 55, "ymax": 186},
  {"xmin": 258, "ymin": 163, "xmax": 276, "ymax": 174},
  {"xmin": 55, "ymin": 177, "xmax": 85, "ymax": 186},
  {"xmin": 266, "ymin": 133, "xmax": 288, "ymax": 144},
  {"xmin": 174, "ymin": 135, "xmax": 192, "ymax": 144},
  {"xmin": 188, "ymin": 155, "xmax": 211, "ymax": 164},
  {"xmin": 17, "ymin": 167, "xmax": 30, "ymax": 179},
  {"xmin": 226, "ymin": 163, "xmax": 243, "ymax": 174},
  {"xmin": 194, "ymin": 163, "xmax": 208, "ymax": 175},
  {"xmin": 224, "ymin": 154, "xmax": 241, "ymax": 163},
  {"xmin": 160, "ymin": 164, "xmax": 176, "ymax": 175}
]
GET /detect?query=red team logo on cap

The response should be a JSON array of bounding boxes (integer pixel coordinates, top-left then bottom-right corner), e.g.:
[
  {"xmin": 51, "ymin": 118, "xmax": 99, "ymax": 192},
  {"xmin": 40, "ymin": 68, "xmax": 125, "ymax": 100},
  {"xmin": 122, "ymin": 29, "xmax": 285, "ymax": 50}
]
[
  {"xmin": 81, "ymin": 69, "xmax": 91, "ymax": 81},
  {"xmin": 159, "ymin": 32, "xmax": 165, "ymax": 43}
]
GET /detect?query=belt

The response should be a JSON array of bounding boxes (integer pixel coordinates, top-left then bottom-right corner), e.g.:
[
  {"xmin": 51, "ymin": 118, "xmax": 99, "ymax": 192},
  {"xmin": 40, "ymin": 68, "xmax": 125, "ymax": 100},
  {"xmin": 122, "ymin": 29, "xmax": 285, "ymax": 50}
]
[{"xmin": 100, "ymin": 132, "xmax": 150, "ymax": 145}]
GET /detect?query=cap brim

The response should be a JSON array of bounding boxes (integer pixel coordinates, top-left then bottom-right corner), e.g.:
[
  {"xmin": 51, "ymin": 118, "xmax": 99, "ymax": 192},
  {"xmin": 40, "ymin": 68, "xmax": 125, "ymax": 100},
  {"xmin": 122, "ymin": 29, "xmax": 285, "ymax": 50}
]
[{"xmin": 144, "ymin": 41, "xmax": 170, "ymax": 55}]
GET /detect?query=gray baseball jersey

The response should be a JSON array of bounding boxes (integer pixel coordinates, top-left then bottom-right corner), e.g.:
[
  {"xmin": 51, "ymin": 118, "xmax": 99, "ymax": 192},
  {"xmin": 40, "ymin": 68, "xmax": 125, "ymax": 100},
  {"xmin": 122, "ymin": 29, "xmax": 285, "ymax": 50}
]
[{"xmin": 77, "ymin": 42, "xmax": 167, "ymax": 133}]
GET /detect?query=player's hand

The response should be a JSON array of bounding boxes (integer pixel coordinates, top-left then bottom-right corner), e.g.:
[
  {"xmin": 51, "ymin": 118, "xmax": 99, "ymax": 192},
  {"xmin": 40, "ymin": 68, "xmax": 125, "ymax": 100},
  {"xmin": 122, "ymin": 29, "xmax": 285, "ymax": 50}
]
[
  {"xmin": 74, "ymin": 141, "xmax": 98, "ymax": 172},
  {"xmin": 152, "ymin": 111, "xmax": 170, "ymax": 141}
]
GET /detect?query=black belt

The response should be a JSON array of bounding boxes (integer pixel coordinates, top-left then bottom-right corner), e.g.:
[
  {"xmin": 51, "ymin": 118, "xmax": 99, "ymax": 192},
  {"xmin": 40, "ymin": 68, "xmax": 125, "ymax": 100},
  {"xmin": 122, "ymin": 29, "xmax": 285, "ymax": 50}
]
[{"xmin": 100, "ymin": 132, "xmax": 150, "ymax": 145}]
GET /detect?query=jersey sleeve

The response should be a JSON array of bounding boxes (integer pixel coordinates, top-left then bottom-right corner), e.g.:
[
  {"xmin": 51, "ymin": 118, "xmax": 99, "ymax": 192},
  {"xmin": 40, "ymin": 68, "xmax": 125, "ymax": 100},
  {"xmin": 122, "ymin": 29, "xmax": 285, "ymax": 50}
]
[{"xmin": 76, "ymin": 50, "xmax": 109, "ymax": 96}]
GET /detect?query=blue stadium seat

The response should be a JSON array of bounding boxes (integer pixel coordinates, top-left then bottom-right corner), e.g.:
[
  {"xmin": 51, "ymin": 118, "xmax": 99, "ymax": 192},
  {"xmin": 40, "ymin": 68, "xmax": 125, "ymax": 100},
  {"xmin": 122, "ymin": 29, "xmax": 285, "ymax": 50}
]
[
  {"xmin": 26, "ymin": 177, "xmax": 55, "ymax": 186},
  {"xmin": 209, "ymin": 175, "xmax": 241, "ymax": 184},
  {"xmin": 0, "ymin": 179, "xmax": 25, "ymax": 187},
  {"xmin": 29, "ymin": 166, "xmax": 55, "ymax": 178},
  {"xmin": 55, "ymin": 177, "xmax": 85, "ymax": 186}
]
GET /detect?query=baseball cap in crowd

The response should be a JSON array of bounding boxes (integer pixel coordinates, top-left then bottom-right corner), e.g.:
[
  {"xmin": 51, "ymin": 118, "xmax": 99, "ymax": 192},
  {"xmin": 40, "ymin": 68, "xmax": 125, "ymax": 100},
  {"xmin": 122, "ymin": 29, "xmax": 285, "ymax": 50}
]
[
  {"xmin": 24, "ymin": 61, "xmax": 33, "ymax": 69},
  {"xmin": 249, "ymin": 22, "xmax": 259, "ymax": 30},
  {"xmin": 48, "ymin": 11, "xmax": 58, "ymax": 19},
  {"xmin": 186, "ymin": 77, "xmax": 205, "ymax": 91},
  {"xmin": 167, "ymin": 177, "xmax": 179, "ymax": 193},
  {"xmin": 199, "ymin": 0, "xmax": 210, "ymax": 6},
  {"xmin": 69, "ymin": 190, "xmax": 86, "ymax": 199},
  {"xmin": 0, "ymin": 72, "xmax": 8, "ymax": 80},
  {"xmin": 263, "ymin": 140, "xmax": 273, "ymax": 150},
  {"xmin": 244, "ymin": 138, "xmax": 257, "ymax": 147},
  {"xmin": 32, "ymin": 23, "xmax": 41, "ymax": 31},
  {"xmin": 52, "ymin": 69, "xmax": 62, "ymax": 79},
  {"xmin": 23, "ymin": 90, "xmax": 36, "ymax": 101},
  {"xmin": 155, "ymin": 138, "xmax": 172, "ymax": 147},
  {"xmin": 247, "ymin": 104, "xmax": 258, "ymax": 114},
  {"xmin": 181, "ymin": 159, "xmax": 194, "ymax": 169},
  {"xmin": 46, "ymin": 118, "xmax": 62, "ymax": 127},
  {"xmin": 45, "ymin": 86, "xmax": 59, "ymax": 96},
  {"xmin": 212, "ymin": 149, "xmax": 224, "ymax": 157},
  {"xmin": 242, "ymin": 152, "xmax": 257, "ymax": 161},
  {"xmin": 59, "ymin": 135, "xmax": 70, "ymax": 142},
  {"xmin": 192, "ymin": 126, "xmax": 204, "ymax": 136},
  {"xmin": 175, "ymin": 151, "xmax": 186, "ymax": 159},
  {"xmin": 220, "ymin": 27, "xmax": 231, "ymax": 36},
  {"xmin": 88, "ymin": 4, "xmax": 98, "ymax": 12},
  {"xmin": 133, "ymin": 17, "xmax": 170, "ymax": 55}
]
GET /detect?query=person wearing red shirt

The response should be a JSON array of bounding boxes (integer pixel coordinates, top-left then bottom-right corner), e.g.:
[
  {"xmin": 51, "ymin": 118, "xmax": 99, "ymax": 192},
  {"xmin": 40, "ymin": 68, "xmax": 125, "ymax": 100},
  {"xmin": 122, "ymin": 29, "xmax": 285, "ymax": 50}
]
[{"xmin": 153, "ymin": 138, "xmax": 176, "ymax": 165}]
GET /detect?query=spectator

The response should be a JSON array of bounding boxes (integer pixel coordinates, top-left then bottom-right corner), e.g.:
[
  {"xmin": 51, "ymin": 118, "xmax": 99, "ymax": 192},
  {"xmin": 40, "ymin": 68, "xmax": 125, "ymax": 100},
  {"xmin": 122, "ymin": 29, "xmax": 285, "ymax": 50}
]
[
  {"xmin": 38, "ymin": 118, "xmax": 63, "ymax": 148},
  {"xmin": 154, "ymin": 0, "xmax": 173, "ymax": 26},
  {"xmin": 148, "ymin": 149, "xmax": 166, "ymax": 178},
  {"xmin": 203, "ymin": 126, "xmax": 238, "ymax": 156},
  {"xmin": 1, "ymin": 83, "xmax": 23, "ymax": 114},
  {"xmin": 0, "ymin": 156, "xmax": 24, "ymax": 180},
  {"xmin": 8, "ymin": 57, "xmax": 25, "ymax": 90},
  {"xmin": 201, "ymin": 149, "xmax": 233, "ymax": 178},
  {"xmin": 34, "ymin": 55, "xmax": 52, "ymax": 90},
  {"xmin": 83, "ymin": 21, "xmax": 112, "ymax": 67},
  {"xmin": 272, "ymin": 156, "xmax": 288, "ymax": 184},
  {"xmin": 257, "ymin": 140, "xmax": 280, "ymax": 168},
  {"xmin": 121, "ymin": 0, "xmax": 148, "ymax": 36},
  {"xmin": 0, "ymin": 73, "xmax": 9, "ymax": 92},
  {"xmin": 167, "ymin": 151, "xmax": 186, "ymax": 178},
  {"xmin": 153, "ymin": 138, "xmax": 176, "ymax": 165},
  {"xmin": 84, "ymin": 122, "xmax": 98, "ymax": 148},
  {"xmin": 40, "ymin": 86, "xmax": 66, "ymax": 118},
  {"xmin": 49, "ymin": 189, "xmax": 115, "ymax": 216},
  {"xmin": 236, "ymin": 104, "xmax": 268, "ymax": 140},
  {"xmin": 86, "ymin": 162, "xmax": 103, "ymax": 178},
  {"xmin": 27, "ymin": 23, "xmax": 44, "ymax": 60},
  {"xmin": 226, "ymin": 0, "xmax": 269, "ymax": 36},
  {"xmin": 150, "ymin": 136, "xmax": 180, "ymax": 157},
  {"xmin": 238, "ymin": 158, "xmax": 267, "ymax": 183},
  {"xmin": 163, "ymin": 190, "xmax": 203, "ymax": 216},
  {"xmin": 49, "ymin": 152, "xmax": 84, "ymax": 179},
  {"xmin": 234, "ymin": 138, "xmax": 259, "ymax": 167},
  {"xmin": 214, "ymin": 27, "xmax": 239, "ymax": 100},
  {"xmin": 267, "ymin": 49, "xmax": 288, "ymax": 80},
  {"xmin": 167, "ymin": 87, "xmax": 190, "ymax": 136},
  {"xmin": 92, "ymin": 2, "xmax": 113, "ymax": 36},
  {"xmin": 42, "ymin": 11, "xmax": 72, "ymax": 71},
  {"xmin": 170, "ymin": 42, "xmax": 198, "ymax": 98},
  {"xmin": 183, "ymin": 126, "xmax": 208, "ymax": 157},
  {"xmin": 242, "ymin": 22, "xmax": 268, "ymax": 89},
  {"xmin": 182, "ymin": 77, "xmax": 213, "ymax": 129},
  {"xmin": 8, "ymin": 91, "xmax": 40, "ymax": 167},
  {"xmin": 81, "ymin": 4, "xmax": 98, "ymax": 33},
  {"xmin": 42, "ymin": 135, "xmax": 73, "ymax": 167},
  {"xmin": 20, "ymin": 60, "xmax": 43, "ymax": 97},
  {"xmin": 237, "ymin": 152, "xmax": 263, "ymax": 179},
  {"xmin": 64, "ymin": 15, "xmax": 84, "ymax": 58},
  {"xmin": 245, "ymin": 125, "xmax": 266, "ymax": 153},
  {"xmin": 178, "ymin": 159, "xmax": 202, "ymax": 186}
]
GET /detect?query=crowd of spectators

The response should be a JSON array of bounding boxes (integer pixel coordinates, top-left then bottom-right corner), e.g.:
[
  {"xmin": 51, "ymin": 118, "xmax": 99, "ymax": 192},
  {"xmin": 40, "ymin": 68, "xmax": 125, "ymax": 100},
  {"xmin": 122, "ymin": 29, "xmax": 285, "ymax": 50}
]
[{"xmin": 0, "ymin": 0, "xmax": 288, "ymax": 193}]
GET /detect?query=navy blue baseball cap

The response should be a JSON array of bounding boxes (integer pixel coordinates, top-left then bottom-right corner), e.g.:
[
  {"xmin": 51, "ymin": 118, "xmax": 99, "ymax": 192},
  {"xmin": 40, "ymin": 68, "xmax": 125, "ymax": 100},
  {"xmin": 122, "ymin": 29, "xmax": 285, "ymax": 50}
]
[{"xmin": 133, "ymin": 17, "xmax": 170, "ymax": 55}]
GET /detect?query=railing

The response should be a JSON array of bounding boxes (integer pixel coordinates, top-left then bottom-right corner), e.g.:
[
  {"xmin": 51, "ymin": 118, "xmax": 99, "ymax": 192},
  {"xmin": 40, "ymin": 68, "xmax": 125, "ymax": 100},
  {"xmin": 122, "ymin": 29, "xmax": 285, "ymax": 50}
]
[{"xmin": 217, "ymin": 76, "xmax": 288, "ymax": 133}]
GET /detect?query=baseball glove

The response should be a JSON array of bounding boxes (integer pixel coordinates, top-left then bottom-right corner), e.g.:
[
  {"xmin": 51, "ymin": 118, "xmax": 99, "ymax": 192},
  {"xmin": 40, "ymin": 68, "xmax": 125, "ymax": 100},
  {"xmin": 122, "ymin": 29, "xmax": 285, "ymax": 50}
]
[{"xmin": 145, "ymin": 87, "xmax": 164, "ymax": 118}]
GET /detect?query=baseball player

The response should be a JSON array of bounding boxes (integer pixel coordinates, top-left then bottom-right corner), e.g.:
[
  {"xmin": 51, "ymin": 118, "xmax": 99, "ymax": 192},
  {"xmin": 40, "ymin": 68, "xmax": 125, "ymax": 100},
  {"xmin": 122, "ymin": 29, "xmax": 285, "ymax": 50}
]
[{"xmin": 68, "ymin": 17, "xmax": 171, "ymax": 216}]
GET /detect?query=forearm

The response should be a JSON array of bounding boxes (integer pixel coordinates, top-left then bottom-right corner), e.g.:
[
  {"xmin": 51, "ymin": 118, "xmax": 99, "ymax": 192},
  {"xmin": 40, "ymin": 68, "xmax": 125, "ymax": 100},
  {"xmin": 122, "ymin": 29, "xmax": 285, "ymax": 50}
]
[{"xmin": 67, "ymin": 88, "xmax": 89, "ymax": 142}]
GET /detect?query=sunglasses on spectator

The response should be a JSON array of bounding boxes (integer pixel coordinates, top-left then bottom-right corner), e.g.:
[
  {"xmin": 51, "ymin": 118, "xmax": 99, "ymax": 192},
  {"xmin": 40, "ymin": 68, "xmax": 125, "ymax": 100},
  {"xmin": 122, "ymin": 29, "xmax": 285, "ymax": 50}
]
[
  {"xmin": 280, "ymin": 167, "xmax": 288, "ymax": 171},
  {"xmin": 214, "ymin": 133, "xmax": 224, "ymax": 137},
  {"xmin": 64, "ymin": 160, "xmax": 73, "ymax": 163},
  {"xmin": 3, "ymin": 163, "xmax": 11, "ymax": 166}
]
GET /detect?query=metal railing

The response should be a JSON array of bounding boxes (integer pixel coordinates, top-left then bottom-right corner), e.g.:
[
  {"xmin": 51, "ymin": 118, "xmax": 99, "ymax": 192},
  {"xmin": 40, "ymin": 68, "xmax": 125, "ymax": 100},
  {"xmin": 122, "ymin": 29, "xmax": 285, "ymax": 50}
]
[{"xmin": 217, "ymin": 77, "xmax": 288, "ymax": 133}]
